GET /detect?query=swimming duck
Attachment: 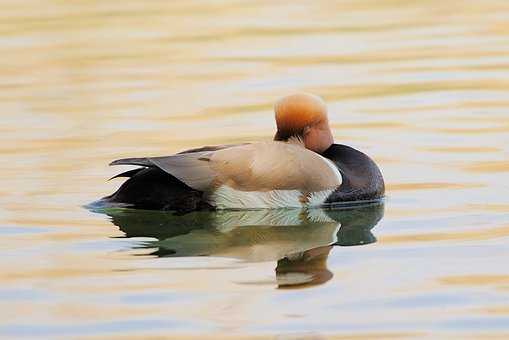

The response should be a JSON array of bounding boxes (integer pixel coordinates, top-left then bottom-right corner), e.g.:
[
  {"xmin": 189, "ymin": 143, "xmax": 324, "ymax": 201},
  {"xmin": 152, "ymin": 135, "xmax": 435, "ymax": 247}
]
[{"xmin": 100, "ymin": 93, "xmax": 384, "ymax": 211}]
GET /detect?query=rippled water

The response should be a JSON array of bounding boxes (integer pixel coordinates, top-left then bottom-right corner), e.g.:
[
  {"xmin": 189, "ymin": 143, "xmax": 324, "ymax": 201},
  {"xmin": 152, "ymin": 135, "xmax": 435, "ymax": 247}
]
[{"xmin": 2, "ymin": 0, "xmax": 509, "ymax": 338}]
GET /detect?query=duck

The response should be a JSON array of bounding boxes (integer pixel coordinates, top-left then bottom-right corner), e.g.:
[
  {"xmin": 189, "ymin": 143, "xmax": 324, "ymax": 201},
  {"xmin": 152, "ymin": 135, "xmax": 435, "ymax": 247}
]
[{"xmin": 98, "ymin": 93, "xmax": 384, "ymax": 211}]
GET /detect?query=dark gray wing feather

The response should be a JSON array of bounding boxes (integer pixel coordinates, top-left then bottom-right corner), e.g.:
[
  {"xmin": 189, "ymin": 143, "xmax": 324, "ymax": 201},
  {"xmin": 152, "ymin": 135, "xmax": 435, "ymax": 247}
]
[
  {"xmin": 110, "ymin": 153, "xmax": 215, "ymax": 191},
  {"xmin": 109, "ymin": 157, "xmax": 154, "ymax": 167}
]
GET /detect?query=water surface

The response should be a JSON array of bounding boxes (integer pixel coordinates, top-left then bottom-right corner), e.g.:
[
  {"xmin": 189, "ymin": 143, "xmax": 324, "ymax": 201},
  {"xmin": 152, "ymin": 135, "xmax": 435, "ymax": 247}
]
[{"xmin": 1, "ymin": 0, "xmax": 509, "ymax": 338}]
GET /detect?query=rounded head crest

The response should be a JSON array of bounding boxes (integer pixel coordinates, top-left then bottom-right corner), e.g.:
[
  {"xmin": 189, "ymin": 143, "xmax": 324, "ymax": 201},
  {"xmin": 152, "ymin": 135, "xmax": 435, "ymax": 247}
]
[{"xmin": 274, "ymin": 93, "xmax": 328, "ymax": 140}]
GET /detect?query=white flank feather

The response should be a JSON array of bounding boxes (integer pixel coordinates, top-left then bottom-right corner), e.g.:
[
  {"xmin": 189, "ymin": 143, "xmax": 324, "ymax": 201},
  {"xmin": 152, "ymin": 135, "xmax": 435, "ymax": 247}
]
[{"xmin": 208, "ymin": 185, "xmax": 335, "ymax": 209}]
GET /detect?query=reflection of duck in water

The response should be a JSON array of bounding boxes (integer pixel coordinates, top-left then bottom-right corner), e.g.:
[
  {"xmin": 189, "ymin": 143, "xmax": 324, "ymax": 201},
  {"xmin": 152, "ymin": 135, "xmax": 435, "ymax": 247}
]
[
  {"xmin": 100, "ymin": 203, "xmax": 384, "ymax": 288},
  {"xmin": 98, "ymin": 93, "xmax": 384, "ymax": 211}
]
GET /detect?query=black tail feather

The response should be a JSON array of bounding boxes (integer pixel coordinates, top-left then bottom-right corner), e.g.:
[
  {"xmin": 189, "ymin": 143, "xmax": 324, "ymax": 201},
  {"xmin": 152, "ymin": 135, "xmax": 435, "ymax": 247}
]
[{"xmin": 103, "ymin": 167, "xmax": 211, "ymax": 212}]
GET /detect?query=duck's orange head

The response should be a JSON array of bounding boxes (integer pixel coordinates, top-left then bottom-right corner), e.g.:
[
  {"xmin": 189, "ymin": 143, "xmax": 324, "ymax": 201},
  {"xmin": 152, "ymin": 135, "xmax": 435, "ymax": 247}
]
[{"xmin": 274, "ymin": 93, "xmax": 334, "ymax": 153}]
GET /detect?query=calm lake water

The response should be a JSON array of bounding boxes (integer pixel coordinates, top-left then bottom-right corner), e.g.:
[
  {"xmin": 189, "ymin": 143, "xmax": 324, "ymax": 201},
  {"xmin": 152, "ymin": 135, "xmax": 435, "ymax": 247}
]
[{"xmin": 2, "ymin": 0, "xmax": 509, "ymax": 338}]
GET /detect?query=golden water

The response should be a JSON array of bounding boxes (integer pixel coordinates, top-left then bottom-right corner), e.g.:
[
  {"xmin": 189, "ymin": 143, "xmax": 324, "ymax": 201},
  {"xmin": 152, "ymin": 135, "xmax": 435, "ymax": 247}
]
[{"xmin": 1, "ymin": 0, "xmax": 509, "ymax": 338}]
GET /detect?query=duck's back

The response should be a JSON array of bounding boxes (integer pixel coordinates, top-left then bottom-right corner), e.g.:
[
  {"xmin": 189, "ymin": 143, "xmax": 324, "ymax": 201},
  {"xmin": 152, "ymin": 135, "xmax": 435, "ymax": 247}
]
[{"xmin": 99, "ymin": 143, "xmax": 384, "ymax": 212}]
